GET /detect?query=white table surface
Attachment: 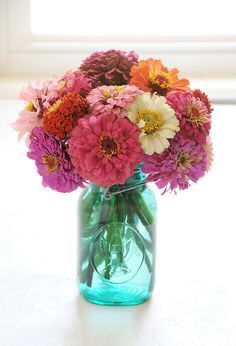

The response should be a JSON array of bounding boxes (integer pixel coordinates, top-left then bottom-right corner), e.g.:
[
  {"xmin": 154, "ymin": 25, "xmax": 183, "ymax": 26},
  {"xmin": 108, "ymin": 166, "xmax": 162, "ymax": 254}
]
[{"xmin": 0, "ymin": 100, "xmax": 236, "ymax": 346}]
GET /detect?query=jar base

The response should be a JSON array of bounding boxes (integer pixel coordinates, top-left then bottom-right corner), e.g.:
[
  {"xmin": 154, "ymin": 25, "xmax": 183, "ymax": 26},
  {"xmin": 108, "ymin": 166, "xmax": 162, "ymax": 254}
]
[{"xmin": 79, "ymin": 283, "xmax": 151, "ymax": 306}]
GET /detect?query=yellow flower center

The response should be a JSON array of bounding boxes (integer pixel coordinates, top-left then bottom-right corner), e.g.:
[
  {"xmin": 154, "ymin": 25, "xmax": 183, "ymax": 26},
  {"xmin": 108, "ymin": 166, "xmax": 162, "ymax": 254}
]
[
  {"xmin": 41, "ymin": 154, "xmax": 59, "ymax": 173},
  {"xmin": 137, "ymin": 109, "xmax": 163, "ymax": 133},
  {"xmin": 176, "ymin": 152, "xmax": 192, "ymax": 170},
  {"xmin": 60, "ymin": 81, "xmax": 66, "ymax": 91},
  {"xmin": 149, "ymin": 70, "xmax": 172, "ymax": 90},
  {"xmin": 25, "ymin": 101, "xmax": 36, "ymax": 112},
  {"xmin": 113, "ymin": 85, "xmax": 125, "ymax": 96},
  {"xmin": 99, "ymin": 136, "xmax": 120, "ymax": 159},
  {"xmin": 103, "ymin": 90, "xmax": 110, "ymax": 98},
  {"xmin": 48, "ymin": 99, "xmax": 62, "ymax": 113},
  {"xmin": 103, "ymin": 86, "xmax": 125, "ymax": 98}
]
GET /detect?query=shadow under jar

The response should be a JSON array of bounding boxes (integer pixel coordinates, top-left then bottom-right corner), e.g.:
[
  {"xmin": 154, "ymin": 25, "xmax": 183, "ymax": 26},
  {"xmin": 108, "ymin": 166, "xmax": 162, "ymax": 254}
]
[{"xmin": 77, "ymin": 165, "xmax": 157, "ymax": 306}]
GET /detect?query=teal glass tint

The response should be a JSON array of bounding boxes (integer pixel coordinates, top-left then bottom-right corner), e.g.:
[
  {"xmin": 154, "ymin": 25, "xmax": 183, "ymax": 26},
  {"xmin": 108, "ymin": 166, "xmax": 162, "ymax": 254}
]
[{"xmin": 78, "ymin": 165, "xmax": 157, "ymax": 306}]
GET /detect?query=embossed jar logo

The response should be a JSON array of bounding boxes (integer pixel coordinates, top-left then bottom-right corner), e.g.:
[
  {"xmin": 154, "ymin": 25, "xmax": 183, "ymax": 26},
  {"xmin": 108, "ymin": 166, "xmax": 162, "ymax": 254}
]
[{"xmin": 90, "ymin": 222, "xmax": 145, "ymax": 283}]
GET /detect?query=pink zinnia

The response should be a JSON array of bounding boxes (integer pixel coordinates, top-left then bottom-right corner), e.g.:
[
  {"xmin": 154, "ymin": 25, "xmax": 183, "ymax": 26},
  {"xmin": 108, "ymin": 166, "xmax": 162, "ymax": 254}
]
[
  {"xmin": 13, "ymin": 78, "xmax": 62, "ymax": 143},
  {"xmin": 142, "ymin": 134, "xmax": 207, "ymax": 192},
  {"xmin": 166, "ymin": 91, "xmax": 211, "ymax": 144},
  {"xmin": 19, "ymin": 79, "xmax": 61, "ymax": 116},
  {"xmin": 59, "ymin": 69, "xmax": 92, "ymax": 98},
  {"xmin": 87, "ymin": 85, "xmax": 142, "ymax": 117},
  {"xmin": 68, "ymin": 113, "xmax": 143, "ymax": 186},
  {"xmin": 12, "ymin": 109, "xmax": 42, "ymax": 144}
]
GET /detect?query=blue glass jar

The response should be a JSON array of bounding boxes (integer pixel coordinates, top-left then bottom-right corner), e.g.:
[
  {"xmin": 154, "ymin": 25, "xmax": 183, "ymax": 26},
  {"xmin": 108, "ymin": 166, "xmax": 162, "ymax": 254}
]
[{"xmin": 78, "ymin": 165, "xmax": 157, "ymax": 305}]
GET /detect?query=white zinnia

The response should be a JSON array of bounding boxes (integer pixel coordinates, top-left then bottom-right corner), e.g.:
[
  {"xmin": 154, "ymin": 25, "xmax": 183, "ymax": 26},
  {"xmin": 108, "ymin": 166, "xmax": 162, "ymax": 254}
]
[{"xmin": 126, "ymin": 93, "xmax": 179, "ymax": 155}]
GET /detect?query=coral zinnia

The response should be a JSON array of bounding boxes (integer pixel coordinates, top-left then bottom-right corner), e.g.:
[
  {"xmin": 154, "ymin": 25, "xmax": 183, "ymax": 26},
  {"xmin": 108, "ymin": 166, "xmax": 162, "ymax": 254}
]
[
  {"xmin": 68, "ymin": 113, "xmax": 143, "ymax": 186},
  {"xmin": 129, "ymin": 58, "xmax": 189, "ymax": 96},
  {"xmin": 87, "ymin": 85, "xmax": 142, "ymax": 117},
  {"xmin": 166, "ymin": 91, "xmax": 211, "ymax": 144},
  {"xmin": 127, "ymin": 93, "xmax": 179, "ymax": 155},
  {"xmin": 27, "ymin": 127, "xmax": 84, "ymax": 192},
  {"xmin": 142, "ymin": 134, "xmax": 207, "ymax": 192},
  {"xmin": 42, "ymin": 92, "xmax": 88, "ymax": 139},
  {"xmin": 80, "ymin": 50, "xmax": 138, "ymax": 87}
]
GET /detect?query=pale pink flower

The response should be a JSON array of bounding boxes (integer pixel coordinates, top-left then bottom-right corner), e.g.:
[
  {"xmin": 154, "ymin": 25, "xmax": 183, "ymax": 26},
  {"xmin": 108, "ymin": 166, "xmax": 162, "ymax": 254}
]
[
  {"xmin": 19, "ymin": 78, "xmax": 61, "ymax": 116},
  {"xmin": 87, "ymin": 85, "xmax": 142, "ymax": 117},
  {"xmin": 13, "ymin": 78, "xmax": 62, "ymax": 143},
  {"xmin": 59, "ymin": 69, "xmax": 92, "ymax": 98},
  {"xmin": 13, "ymin": 109, "xmax": 41, "ymax": 144}
]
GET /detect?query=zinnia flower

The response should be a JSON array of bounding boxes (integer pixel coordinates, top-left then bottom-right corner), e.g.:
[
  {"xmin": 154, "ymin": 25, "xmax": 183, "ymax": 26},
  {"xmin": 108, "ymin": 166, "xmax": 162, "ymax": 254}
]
[
  {"xmin": 13, "ymin": 79, "xmax": 62, "ymax": 142},
  {"xmin": 12, "ymin": 108, "xmax": 42, "ymax": 144},
  {"xmin": 129, "ymin": 58, "xmax": 189, "ymax": 95},
  {"xmin": 27, "ymin": 127, "xmax": 84, "ymax": 192},
  {"xmin": 68, "ymin": 113, "xmax": 143, "ymax": 186},
  {"xmin": 80, "ymin": 50, "xmax": 138, "ymax": 87},
  {"xmin": 42, "ymin": 92, "xmax": 88, "ymax": 139},
  {"xmin": 87, "ymin": 85, "xmax": 142, "ymax": 117},
  {"xmin": 142, "ymin": 134, "xmax": 207, "ymax": 192},
  {"xmin": 166, "ymin": 91, "xmax": 211, "ymax": 144},
  {"xmin": 127, "ymin": 93, "xmax": 179, "ymax": 155},
  {"xmin": 193, "ymin": 89, "xmax": 214, "ymax": 114},
  {"xmin": 59, "ymin": 69, "xmax": 92, "ymax": 97}
]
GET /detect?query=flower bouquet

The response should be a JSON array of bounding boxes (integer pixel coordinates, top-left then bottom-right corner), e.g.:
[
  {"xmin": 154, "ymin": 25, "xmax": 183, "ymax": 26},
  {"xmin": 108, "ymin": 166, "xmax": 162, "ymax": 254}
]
[{"xmin": 14, "ymin": 50, "xmax": 213, "ymax": 305}]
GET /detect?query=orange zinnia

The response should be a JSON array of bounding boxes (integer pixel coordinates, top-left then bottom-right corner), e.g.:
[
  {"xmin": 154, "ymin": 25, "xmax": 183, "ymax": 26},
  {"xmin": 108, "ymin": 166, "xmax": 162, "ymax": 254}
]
[{"xmin": 129, "ymin": 58, "xmax": 189, "ymax": 95}]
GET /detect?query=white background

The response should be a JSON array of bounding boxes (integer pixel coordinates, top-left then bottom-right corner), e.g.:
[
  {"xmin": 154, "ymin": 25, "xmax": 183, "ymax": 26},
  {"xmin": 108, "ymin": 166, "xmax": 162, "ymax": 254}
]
[{"xmin": 1, "ymin": 100, "xmax": 236, "ymax": 345}]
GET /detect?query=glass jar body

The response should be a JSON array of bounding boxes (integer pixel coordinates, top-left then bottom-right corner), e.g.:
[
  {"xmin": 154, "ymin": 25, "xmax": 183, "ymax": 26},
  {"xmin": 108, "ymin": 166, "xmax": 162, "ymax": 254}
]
[{"xmin": 78, "ymin": 168, "xmax": 157, "ymax": 306}]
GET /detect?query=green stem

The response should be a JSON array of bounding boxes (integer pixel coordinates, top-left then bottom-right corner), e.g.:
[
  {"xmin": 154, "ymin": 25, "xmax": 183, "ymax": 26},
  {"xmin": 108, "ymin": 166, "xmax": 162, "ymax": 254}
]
[
  {"xmin": 81, "ymin": 191, "xmax": 112, "ymax": 287},
  {"xmin": 79, "ymin": 190, "xmax": 99, "ymax": 230},
  {"xmin": 101, "ymin": 196, "xmax": 116, "ymax": 281},
  {"xmin": 128, "ymin": 191, "xmax": 155, "ymax": 241},
  {"xmin": 126, "ymin": 193, "xmax": 153, "ymax": 273},
  {"xmin": 115, "ymin": 194, "xmax": 126, "ymax": 264}
]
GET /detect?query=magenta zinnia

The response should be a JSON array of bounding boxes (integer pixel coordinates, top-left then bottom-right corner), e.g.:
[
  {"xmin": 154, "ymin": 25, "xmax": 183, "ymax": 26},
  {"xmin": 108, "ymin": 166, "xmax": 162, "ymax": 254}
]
[
  {"xmin": 68, "ymin": 113, "xmax": 143, "ymax": 186},
  {"xmin": 142, "ymin": 134, "xmax": 207, "ymax": 192},
  {"xmin": 87, "ymin": 85, "xmax": 142, "ymax": 117},
  {"xmin": 166, "ymin": 91, "xmax": 211, "ymax": 144},
  {"xmin": 80, "ymin": 50, "xmax": 138, "ymax": 87},
  {"xmin": 27, "ymin": 127, "xmax": 84, "ymax": 192}
]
